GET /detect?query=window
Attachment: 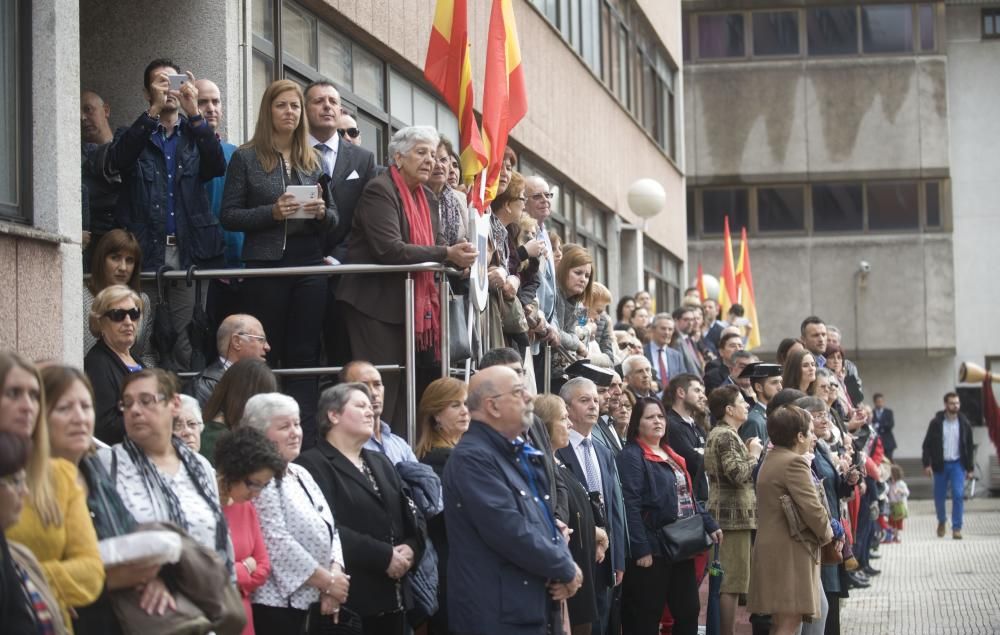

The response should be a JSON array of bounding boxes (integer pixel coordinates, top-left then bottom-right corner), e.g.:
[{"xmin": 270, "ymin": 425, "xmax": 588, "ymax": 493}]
[
  {"xmin": 644, "ymin": 239, "xmax": 682, "ymax": 312},
  {"xmin": 757, "ymin": 187, "xmax": 805, "ymax": 232},
  {"xmin": 862, "ymin": 5, "xmax": 914, "ymax": 54},
  {"xmin": 687, "ymin": 190, "xmax": 696, "ymax": 237},
  {"xmin": 319, "ymin": 25, "xmax": 351, "ymax": 87},
  {"xmin": 925, "ymin": 182, "xmax": 941, "ymax": 227},
  {"xmin": 253, "ymin": 0, "xmax": 274, "ymax": 42},
  {"xmin": 812, "ymin": 183, "xmax": 863, "ymax": 232},
  {"xmin": 867, "ymin": 182, "xmax": 918, "ymax": 230},
  {"xmin": 702, "ymin": 189, "xmax": 749, "ymax": 235},
  {"xmin": 698, "ymin": 13, "xmax": 746, "ymax": 59},
  {"xmin": 919, "ymin": 5, "xmax": 935, "ymax": 51},
  {"xmin": 753, "ymin": 11, "xmax": 800, "ymax": 56},
  {"xmin": 807, "ymin": 7, "xmax": 858, "ymax": 56},
  {"xmin": 0, "ymin": 0, "xmax": 26, "ymax": 222},
  {"xmin": 282, "ymin": 1, "xmax": 316, "ymax": 67},
  {"xmin": 983, "ymin": 8, "xmax": 1000, "ymax": 39}
]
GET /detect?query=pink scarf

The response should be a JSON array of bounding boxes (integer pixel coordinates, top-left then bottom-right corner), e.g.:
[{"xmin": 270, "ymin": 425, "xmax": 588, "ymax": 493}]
[{"xmin": 389, "ymin": 165, "xmax": 440, "ymax": 356}]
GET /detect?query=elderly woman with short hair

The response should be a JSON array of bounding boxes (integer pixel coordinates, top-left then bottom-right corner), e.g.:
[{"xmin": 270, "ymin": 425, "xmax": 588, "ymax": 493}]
[
  {"xmin": 297, "ymin": 383, "xmax": 426, "ymax": 635},
  {"xmin": 84, "ymin": 284, "xmax": 146, "ymax": 445},
  {"xmin": 337, "ymin": 125, "xmax": 478, "ymax": 427},
  {"xmin": 175, "ymin": 394, "xmax": 205, "ymax": 453},
  {"xmin": 240, "ymin": 392, "xmax": 349, "ymax": 634}
]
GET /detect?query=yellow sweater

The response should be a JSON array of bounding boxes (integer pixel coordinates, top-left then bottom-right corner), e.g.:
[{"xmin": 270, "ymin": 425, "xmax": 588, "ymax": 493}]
[{"xmin": 6, "ymin": 458, "xmax": 105, "ymax": 633}]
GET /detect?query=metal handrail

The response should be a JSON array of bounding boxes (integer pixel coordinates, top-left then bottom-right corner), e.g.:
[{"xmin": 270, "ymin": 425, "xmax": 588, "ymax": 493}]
[{"xmin": 133, "ymin": 261, "xmax": 459, "ymax": 443}]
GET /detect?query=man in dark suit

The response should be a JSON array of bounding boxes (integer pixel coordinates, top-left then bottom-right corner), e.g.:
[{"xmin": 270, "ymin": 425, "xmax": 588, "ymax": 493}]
[
  {"xmin": 304, "ymin": 81, "xmax": 378, "ymax": 368},
  {"xmin": 556, "ymin": 377, "xmax": 626, "ymax": 634},
  {"xmin": 644, "ymin": 314, "xmax": 687, "ymax": 387},
  {"xmin": 444, "ymin": 366, "xmax": 581, "ymax": 635},
  {"xmin": 872, "ymin": 392, "xmax": 897, "ymax": 460},
  {"xmin": 671, "ymin": 307, "xmax": 704, "ymax": 375},
  {"xmin": 921, "ymin": 392, "xmax": 975, "ymax": 539}
]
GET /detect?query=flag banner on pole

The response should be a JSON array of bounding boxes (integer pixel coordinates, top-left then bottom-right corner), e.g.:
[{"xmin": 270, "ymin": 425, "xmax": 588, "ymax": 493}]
[
  {"xmin": 736, "ymin": 227, "xmax": 761, "ymax": 350},
  {"xmin": 717, "ymin": 216, "xmax": 738, "ymax": 318}
]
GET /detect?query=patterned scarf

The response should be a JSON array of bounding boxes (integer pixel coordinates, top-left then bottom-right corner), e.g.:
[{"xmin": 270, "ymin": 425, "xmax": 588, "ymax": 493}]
[
  {"xmin": 438, "ymin": 186, "xmax": 462, "ymax": 246},
  {"xmin": 389, "ymin": 165, "xmax": 440, "ymax": 356},
  {"xmin": 489, "ymin": 210, "xmax": 510, "ymax": 269},
  {"xmin": 14, "ymin": 561, "xmax": 56, "ymax": 635},
  {"xmin": 122, "ymin": 434, "xmax": 233, "ymax": 574}
]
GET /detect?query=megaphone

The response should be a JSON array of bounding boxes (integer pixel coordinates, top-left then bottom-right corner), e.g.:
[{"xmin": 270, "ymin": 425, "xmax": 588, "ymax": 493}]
[{"xmin": 958, "ymin": 362, "xmax": 1000, "ymax": 384}]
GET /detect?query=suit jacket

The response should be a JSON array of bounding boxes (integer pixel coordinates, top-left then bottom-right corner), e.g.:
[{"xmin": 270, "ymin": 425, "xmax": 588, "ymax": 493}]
[
  {"xmin": 444, "ymin": 421, "xmax": 576, "ymax": 635},
  {"xmin": 594, "ymin": 415, "xmax": 624, "ymax": 456},
  {"xmin": 672, "ymin": 335, "xmax": 702, "ymax": 376},
  {"xmin": 555, "ymin": 435, "xmax": 626, "ymax": 584},
  {"xmin": 296, "ymin": 440, "xmax": 425, "ymax": 617},
  {"xmin": 644, "ymin": 341, "xmax": 686, "ymax": 385},
  {"xmin": 336, "ymin": 173, "xmax": 449, "ymax": 323},
  {"xmin": 873, "ymin": 407, "xmax": 896, "ymax": 455},
  {"xmin": 183, "ymin": 358, "xmax": 226, "ymax": 408},
  {"xmin": 322, "ymin": 139, "xmax": 377, "ymax": 262}
]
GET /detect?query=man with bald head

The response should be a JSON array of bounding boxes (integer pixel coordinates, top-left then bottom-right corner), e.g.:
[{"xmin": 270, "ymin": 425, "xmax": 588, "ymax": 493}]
[
  {"xmin": 81, "ymin": 90, "xmax": 113, "ymax": 145},
  {"xmin": 444, "ymin": 366, "xmax": 581, "ymax": 634},
  {"xmin": 81, "ymin": 90, "xmax": 120, "ymax": 268},
  {"xmin": 183, "ymin": 313, "xmax": 269, "ymax": 406},
  {"xmin": 337, "ymin": 113, "xmax": 362, "ymax": 147}
]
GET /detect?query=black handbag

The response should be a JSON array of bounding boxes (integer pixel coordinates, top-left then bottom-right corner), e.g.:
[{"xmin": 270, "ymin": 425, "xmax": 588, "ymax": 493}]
[
  {"xmin": 186, "ymin": 268, "xmax": 212, "ymax": 373},
  {"xmin": 304, "ymin": 603, "xmax": 362, "ymax": 635},
  {"xmin": 448, "ymin": 292, "xmax": 472, "ymax": 363},
  {"xmin": 657, "ymin": 514, "xmax": 712, "ymax": 563}
]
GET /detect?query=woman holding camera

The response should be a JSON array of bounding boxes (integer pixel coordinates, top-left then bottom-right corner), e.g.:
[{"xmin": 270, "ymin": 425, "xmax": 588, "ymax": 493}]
[{"xmin": 221, "ymin": 79, "xmax": 337, "ymax": 446}]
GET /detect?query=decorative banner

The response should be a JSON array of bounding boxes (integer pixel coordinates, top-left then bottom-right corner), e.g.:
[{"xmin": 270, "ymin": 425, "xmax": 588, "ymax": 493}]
[{"xmin": 471, "ymin": 211, "xmax": 492, "ymax": 312}]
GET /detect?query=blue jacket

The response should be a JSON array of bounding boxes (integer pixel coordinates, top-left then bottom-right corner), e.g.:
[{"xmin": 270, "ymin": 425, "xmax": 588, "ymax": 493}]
[
  {"xmin": 109, "ymin": 113, "xmax": 226, "ymax": 270},
  {"xmin": 555, "ymin": 438, "xmax": 626, "ymax": 583},
  {"xmin": 443, "ymin": 421, "xmax": 576, "ymax": 635},
  {"xmin": 644, "ymin": 341, "xmax": 686, "ymax": 385},
  {"xmin": 616, "ymin": 441, "xmax": 719, "ymax": 560}
]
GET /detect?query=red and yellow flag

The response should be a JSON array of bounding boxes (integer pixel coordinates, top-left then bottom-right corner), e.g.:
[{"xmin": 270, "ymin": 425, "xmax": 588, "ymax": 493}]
[
  {"xmin": 696, "ymin": 263, "xmax": 707, "ymax": 303},
  {"xmin": 735, "ymin": 227, "xmax": 761, "ymax": 350},
  {"xmin": 424, "ymin": 0, "xmax": 488, "ymax": 211},
  {"xmin": 481, "ymin": 0, "xmax": 528, "ymax": 204},
  {"xmin": 717, "ymin": 217, "xmax": 739, "ymax": 318}
]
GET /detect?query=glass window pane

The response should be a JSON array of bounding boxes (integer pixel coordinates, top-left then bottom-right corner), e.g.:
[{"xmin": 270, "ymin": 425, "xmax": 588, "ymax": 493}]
[
  {"xmin": 0, "ymin": 0, "xmax": 17, "ymax": 211},
  {"xmin": 253, "ymin": 0, "xmax": 274, "ymax": 40},
  {"xmin": 319, "ymin": 25, "xmax": 351, "ymax": 87},
  {"xmin": 702, "ymin": 189, "xmax": 749, "ymax": 234},
  {"xmin": 661, "ymin": 81, "xmax": 674, "ymax": 156},
  {"xmin": 812, "ymin": 183, "xmax": 863, "ymax": 232},
  {"xmin": 807, "ymin": 7, "xmax": 858, "ymax": 56},
  {"xmin": 862, "ymin": 5, "xmax": 914, "ymax": 54},
  {"xmin": 758, "ymin": 187, "xmax": 805, "ymax": 231},
  {"xmin": 282, "ymin": 1, "xmax": 316, "ymax": 67},
  {"xmin": 687, "ymin": 190, "xmax": 696, "ymax": 237},
  {"xmin": 697, "ymin": 13, "xmax": 746, "ymax": 59},
  {"xmin": 437, "ymin": 105, "xmax": 459, "ymax": 150},
  {"xmin": 356, "ymin": 111, "xmax": 385, "ymax": 165},
  {"xmin": 389, "ymin": 71, "xmax": 412, "ymax": 126},
  {"xmin": 412, "ymin": 87, "xmax": 436, "ymax": 127},
  {"xmin": 753, "ymin": 11, "xmax": 800, "ymax": 56},
  {"xmin": 867, "ymin": 182, "xmax": 919, "ymax": 230},
  {"xmin": 352, "ymin": 46, "xmax": 385, "ymax": 108},
  {"xmin": 250, "ymin": 51, "xmax": 274, "ymax": 140},
  {"xmin": 925, "ymin": 182, "xmax": 941, "ymax": 227},
  {"xmin": 618, "ymin": 25, "xmax": 629, "ymax": 102},
  {"xmin": 683, "ymin": 16, "xmax": 691, "ymax": 61},
  {"xmin": 919, "ymin": 5, "xmax": 935, "ymax": 51}
]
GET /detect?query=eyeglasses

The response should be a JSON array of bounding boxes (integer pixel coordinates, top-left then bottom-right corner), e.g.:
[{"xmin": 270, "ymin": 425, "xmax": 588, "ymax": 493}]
[
  {"xmin": 118, "ymin": 392, "xmax": 166, "ymax": 411},
  {"xmin": 0, "ymin": 471, "xmax": 27, "ymax": 491},
  {"xmin": 104, "ymin": 308, "xmax": 141, "ymax": 322},
  {"xmin": 173, "ymin": 418, "xmax": 203, "ymax": 433},
  {"xmin": 243, "ymin": 478, "xmax": 271, "ymax": 492},
  {"xmin": 488, "ymin": 385, "xmax": 528, "ymax": 400},
  {"xmin": 237, "ymin": 332, "xmax": 268, "ymax": 344},
  {"xmin": 338, "ymin": 127, "xmax": 360, "ymax": 139},
  {"xmin": 530, "ymin": 192, "xmax": 554, "ymax": 201}
]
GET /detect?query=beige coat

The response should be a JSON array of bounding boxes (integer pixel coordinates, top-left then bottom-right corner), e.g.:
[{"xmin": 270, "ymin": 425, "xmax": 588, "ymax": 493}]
[{"xmin": 747, "ymin": 446, "xmax": 834, "ymax": 619}]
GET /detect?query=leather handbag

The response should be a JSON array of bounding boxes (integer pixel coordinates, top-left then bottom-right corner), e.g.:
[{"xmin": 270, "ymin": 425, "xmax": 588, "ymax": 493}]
[
  {"xmin": 448, "ymin": 292, "xmax": 472, "ymax": 363},
  {"xmin": 821, "ymin": 539, "xmax": 843, "ymax": 565},
  {"xmin": 657, "ymin": 513, "xmax": 712, "ymax": 563},
  {"xmin": 304, "ymin": 603, "xmax": 363, "ymax": 635}
]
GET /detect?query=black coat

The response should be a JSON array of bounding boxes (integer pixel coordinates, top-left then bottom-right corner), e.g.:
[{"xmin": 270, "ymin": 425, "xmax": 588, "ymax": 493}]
[
  {"xmin": 182, "ymin": 358, "xmax": 225, "ymax": 408},
  {"xmin": 323, "ymin": 139, "xmax": 378, "ymax": 262},
  {"xmin": 295, "ymin": 440, "xmax": 425, "ymax": 617},
  {"xmin": 665, "ymin": 409, "xmax": 709, "ymax": 502},
  {"xmin": 873, "ymin": 407, "xmax": 897, "ymax": 456},
  {"xmin": 921, "ymin": 411, "xmax": 975, "ymax": 473},
  {"xmin": 84, "ymin": 340, "xmax": 141, "ymax": 445}
]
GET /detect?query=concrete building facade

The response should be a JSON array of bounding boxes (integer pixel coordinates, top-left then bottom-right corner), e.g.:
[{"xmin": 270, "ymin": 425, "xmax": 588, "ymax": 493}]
[{"xmin": 682, "ymin": 0, "xmax": 999, "ymax": 462}]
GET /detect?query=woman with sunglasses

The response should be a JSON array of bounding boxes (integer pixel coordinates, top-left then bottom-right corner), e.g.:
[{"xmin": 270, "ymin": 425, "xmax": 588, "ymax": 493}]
[
  {"xmin": 84, "ymin": 285, "xmax": 145, "ymax": 444},
  {"xmin": 214, "ymin": 427, "xmax": 287, "ymax": 635}
]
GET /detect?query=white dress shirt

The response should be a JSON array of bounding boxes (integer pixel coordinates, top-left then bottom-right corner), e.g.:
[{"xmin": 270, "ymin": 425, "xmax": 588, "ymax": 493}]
[
  {"xmin": 308, "ymin": 132, "xmax": 340, "ymax": 177},
  {"xmin": 568, "ymin": 428, "xmax": 604, "ymax": 493}
]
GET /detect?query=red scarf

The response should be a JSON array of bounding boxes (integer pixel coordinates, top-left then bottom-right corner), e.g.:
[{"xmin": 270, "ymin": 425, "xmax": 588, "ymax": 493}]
[{"xmin": 389, "ymin": 165, "xmax": 440, "ymax": 356}]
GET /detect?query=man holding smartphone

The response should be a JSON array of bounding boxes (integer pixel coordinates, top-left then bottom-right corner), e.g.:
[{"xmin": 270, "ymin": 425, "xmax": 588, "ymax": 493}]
[{"xmin": 107, "ymin": 58, "xmax": 227, "ymax": 372}]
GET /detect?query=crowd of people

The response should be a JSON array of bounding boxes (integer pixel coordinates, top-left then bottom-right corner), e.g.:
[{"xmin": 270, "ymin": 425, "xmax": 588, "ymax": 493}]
[{"xmin": 0, "ymin": 56, "xmax": 934, "ymax": 635}]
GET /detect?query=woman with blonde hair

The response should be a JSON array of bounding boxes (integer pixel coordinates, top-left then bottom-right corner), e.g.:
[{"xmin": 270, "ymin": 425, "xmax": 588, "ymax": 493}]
[
  {"xmin": 1, "ymin": 351, "xmax": 105, "ymax": 633},
  {"xmin": 585, "ymin": 282, "xmax": 614, "ymax": 358},
  {"xmin": 222, "ymin": 79, "xmax": 337, "ymax": 444},
  {"xmin": 84, "ymin": 284, "xmax": 145, "ymax": 444}
]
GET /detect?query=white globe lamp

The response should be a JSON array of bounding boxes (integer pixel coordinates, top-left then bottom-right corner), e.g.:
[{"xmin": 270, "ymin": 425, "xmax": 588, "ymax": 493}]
[{"xmin": 627, "ymin": 178, "xmax": 667, "ymax": 220}]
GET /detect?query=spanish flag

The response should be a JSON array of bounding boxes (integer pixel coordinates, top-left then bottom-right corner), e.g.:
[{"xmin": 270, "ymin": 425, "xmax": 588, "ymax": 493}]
[
  {"xmin": 717, "ymin": 217, "xmax": 739, "ymax": 319},
  {"xmin": 424, "ymin": 0, "xmax": 488, "ymax": 210},
  {"xmin": 736, "ymin": 227, "xmax": 762, "ymax": 350},
  {"xmin": 481, "ymin": 0, "xmax": 528, "ymax": 204}
]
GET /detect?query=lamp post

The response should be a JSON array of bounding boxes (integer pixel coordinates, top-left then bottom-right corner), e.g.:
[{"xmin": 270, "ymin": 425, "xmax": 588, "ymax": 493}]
[{"xmin": 626, "ymin": 178, "xmax": 667, "ymax": 297}]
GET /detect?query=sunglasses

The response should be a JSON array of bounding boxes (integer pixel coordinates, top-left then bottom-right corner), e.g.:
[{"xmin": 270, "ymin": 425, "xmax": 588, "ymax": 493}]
[
  {"xmin": 104, "ymin": 308, "xmax": 141, "ymax": 322},
  {"xmin": 338, "ymin": 127, "xmax": 360, "ymax": 139}
]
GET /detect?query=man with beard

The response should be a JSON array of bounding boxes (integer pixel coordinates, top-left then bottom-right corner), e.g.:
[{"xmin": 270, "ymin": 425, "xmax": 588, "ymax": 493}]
[
  {"xmin": 664, "ymin": 374, "xmax": 710, "ymax": 504},
  {"xmin": 739, "ymin": 363, "xmax": 782, "ymax": 445}
]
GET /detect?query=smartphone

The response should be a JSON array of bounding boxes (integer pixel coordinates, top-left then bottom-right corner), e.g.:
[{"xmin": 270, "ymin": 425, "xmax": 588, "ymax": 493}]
[
  {"xmin": 167, "ymin": 74, "xmax": 188, "ymax": 91},
  {"xmin": 285, "ymin": 185, "xmax": 319, "ymax": 219}
]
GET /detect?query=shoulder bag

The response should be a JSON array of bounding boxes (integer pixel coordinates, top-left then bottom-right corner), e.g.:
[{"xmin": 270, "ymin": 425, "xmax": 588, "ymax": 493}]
[{"xmin": 657, "ymin": 514, "xmax": 712, "ymax": 563}]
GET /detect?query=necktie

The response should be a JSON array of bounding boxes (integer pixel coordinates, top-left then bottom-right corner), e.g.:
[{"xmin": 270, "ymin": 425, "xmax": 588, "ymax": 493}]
[
  {"xmin": 314, "ymin": 143, "xmax": 333, "ymax": 177},
  {"xmin": 659, "ymin": 348, "xmax": 669, "ymax": 385},
  {"xmin": 580, "ymin": 437, "xmax": 601, "ymax": 493}
]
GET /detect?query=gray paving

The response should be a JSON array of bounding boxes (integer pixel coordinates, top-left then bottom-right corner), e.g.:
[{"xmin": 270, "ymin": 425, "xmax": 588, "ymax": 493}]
[{"xmin": 840, "ymin": 498, "xmax": 1000, "ymax": 634}]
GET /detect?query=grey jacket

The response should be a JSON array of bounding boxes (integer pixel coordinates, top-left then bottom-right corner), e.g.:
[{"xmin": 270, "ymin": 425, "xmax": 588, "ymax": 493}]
[{"xmin": 220, "ymin": 147, "xmax": 338, "ymax": 262}]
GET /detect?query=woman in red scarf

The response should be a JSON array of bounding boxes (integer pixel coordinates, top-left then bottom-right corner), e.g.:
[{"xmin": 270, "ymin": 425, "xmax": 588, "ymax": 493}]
[
  {"xmin": 337, "ymin": 126, "xmax": 477, "ymax": 429},
  {"xmin": 616, "ymin": 397, "xmax": 723, "ymax": 635}
]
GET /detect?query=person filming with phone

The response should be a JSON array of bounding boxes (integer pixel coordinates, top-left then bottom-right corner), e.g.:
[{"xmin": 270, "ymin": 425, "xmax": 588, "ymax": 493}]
[
  {"xmin": 221, "ymin": 79, "xmax": 337, "ymax": 449},
  {"xmin": 107, "ymin": 58, "xmax": 228, "ymax": 372}
]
